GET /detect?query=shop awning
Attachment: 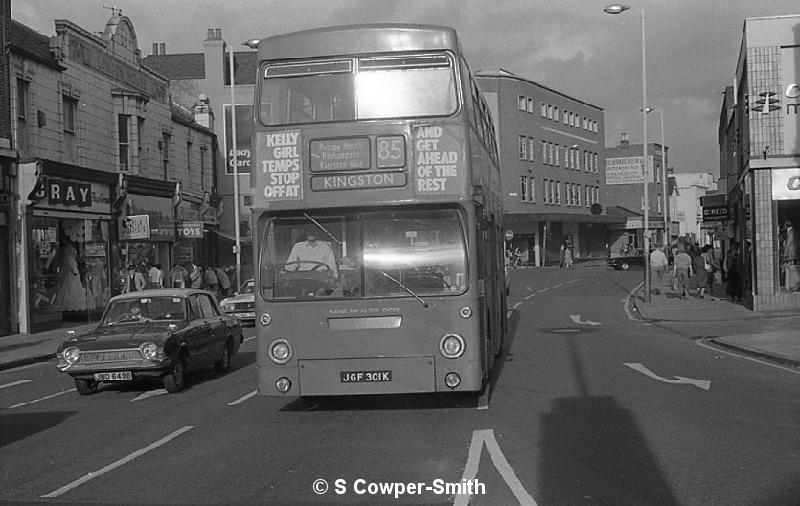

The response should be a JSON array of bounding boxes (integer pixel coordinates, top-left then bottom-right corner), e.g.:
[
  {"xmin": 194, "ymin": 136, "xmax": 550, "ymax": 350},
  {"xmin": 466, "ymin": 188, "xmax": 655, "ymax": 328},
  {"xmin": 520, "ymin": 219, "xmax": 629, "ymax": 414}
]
[{"xmin": 212, "ymin": 229, "xmax": 252, "ymax": 244}]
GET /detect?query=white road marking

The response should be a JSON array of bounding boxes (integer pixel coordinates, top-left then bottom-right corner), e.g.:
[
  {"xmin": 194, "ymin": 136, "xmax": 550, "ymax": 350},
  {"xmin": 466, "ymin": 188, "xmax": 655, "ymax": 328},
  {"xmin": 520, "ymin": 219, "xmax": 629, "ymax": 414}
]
[
  {"xmin": 695, "ymin": 340, "xmax": 800, "ymax": 375},
  {"xmin": 8, "ymin": 388, "xmax": 76, "ymax": 409},
  {"xmin": 624, "ymin": 362, "xmax": 711, "ymax": 390},
  {"xmin": 0, "ymin": 379, "xmax": 33, "ymax": 389},
  {"xmin": 243, "ymin": 335, "xmax": 257, "ymax": 342},
  {"xmin": 228, "ymin": 390, "xmax": 258, "ymax": 405},
  {"xmin": 454, "ymin": 429, "xmax": 537, "ymax": 506},
  {"xmin": 624, "ymin": 282, "xmax": 643, "ymax": 321},
  {"xmin": 552, "ymin": 329, "xmax": 581, "ymax": 333},
  {"xmin": 569, "ymin": 315, "xmax": 602, "ymax": 326},
  {"xmin": 131, "ymin": 389, "xmax": 168, "ymax": 402},
  {"xmin": 41, "ymin": 425, "xmax": 194, "ymax": 498}
]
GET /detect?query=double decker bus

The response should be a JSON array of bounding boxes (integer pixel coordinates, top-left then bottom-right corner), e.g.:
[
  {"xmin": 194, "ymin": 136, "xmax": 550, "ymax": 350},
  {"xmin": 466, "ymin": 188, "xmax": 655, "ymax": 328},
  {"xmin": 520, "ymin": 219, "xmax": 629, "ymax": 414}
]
[{"xmin": 250, "ymin": 24, "xmax": 505, "ymax": 396}]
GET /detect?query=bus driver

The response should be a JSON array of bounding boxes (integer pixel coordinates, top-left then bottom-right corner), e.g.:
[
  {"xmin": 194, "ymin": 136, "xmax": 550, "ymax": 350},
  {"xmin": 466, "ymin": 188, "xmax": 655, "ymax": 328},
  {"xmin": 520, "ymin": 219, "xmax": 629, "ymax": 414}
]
[{"xmin": 285, "ymin": 229, "xmax": 338, "ymax": 279}]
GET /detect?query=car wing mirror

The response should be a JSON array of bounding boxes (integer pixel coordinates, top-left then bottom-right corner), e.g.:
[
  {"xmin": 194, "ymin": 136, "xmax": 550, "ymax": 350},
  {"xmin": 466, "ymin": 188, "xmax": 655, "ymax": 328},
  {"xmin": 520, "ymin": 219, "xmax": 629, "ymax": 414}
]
[
  {"xmin": 168, "ymin": 324, "xmax": 178, "ymax": 332},
  {"xmin": 66, "ymin": 330, "xmax": 76, "ymax": 337}
]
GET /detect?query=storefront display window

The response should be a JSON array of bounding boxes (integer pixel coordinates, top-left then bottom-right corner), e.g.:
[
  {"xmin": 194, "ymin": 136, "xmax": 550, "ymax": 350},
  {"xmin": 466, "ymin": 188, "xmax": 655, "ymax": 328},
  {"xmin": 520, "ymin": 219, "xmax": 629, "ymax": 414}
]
[
  {"xmin": 777, "ymin": 200, "xmax": 800, "ymax": 293},
  {"xmin": 31, "ymin": 217, "xmax": 110, "ymax": 326}
]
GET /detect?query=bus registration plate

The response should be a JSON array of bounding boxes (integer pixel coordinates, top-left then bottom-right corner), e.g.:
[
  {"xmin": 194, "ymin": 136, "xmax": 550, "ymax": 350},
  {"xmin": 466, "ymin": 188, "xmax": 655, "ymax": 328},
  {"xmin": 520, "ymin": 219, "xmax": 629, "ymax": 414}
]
[{"xmin": 340, "ymin": 370, "xmax": 392, "ymax": 383}]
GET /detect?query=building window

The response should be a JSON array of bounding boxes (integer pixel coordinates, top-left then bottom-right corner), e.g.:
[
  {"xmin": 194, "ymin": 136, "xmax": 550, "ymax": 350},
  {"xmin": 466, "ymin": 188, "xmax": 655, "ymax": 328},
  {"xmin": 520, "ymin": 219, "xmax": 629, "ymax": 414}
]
[
  {"xmin": 543, "ymin": 179, "xmax": 549, "ymax": 204},
  {"xmin": 556, "ymin": 181, "xmax": 561, "ymax": 205},
  {"xmin": 242, "ymin": 195, "xmax": 253, "ymax": 206},
  {"xmin": 520, "ymin": 176, "xmax": 528, "ymax": 201},
  {"xmin": 118, "ymin": 114, "xmax": 130, "ymax": 172},
  {"xmin": 519, "ymin": 135, "xmax": 527, "ymax": 160},
  {"xmin": 517, "ymin": 95, "xmax": 527, "ymax": 111},
  {"xmin": 162, "ymin": 132, "xmax": 171, "ymax": 180},
  {"xmin": 547, "ymin": 105, "xmax": 553, "ymax": 120},
  {"xmin": 529, "ymin": 177, "xmax": 535, "ymax": 203},
  {"xmin": 540, "ymin": 102, "xmax": 547, "ymax": 117},
  {"xmin": 657, "ymin": 196, "xmax": 662, "ymax": 213},
  {"xmin": 186, "ymin": 141, "xmax": 193, "ymax": 186},
  {"xmin": 594, "ymin": 153, "xmax": 599, "ymax": 173},
  {"xmin": 554, "ymin": 144, "xmax": 560, "ymax": 166},
  {"xmin": 527, "ymin": 97, "xmax": 534, "ymax": 113},
  {"xmin": 62, "ymin": 95, "xmax": 78, "ymax": 160},
  {"xmin": 200, "ymin": 146, "xmax": 207, "ymax": 191},
  {"xmin": 16, "ymin": 79, "xmax": 29, "ymax": 153},
  {"xmin": 542, "ymin": 141, "xmax": 548, "ymax": 163}
]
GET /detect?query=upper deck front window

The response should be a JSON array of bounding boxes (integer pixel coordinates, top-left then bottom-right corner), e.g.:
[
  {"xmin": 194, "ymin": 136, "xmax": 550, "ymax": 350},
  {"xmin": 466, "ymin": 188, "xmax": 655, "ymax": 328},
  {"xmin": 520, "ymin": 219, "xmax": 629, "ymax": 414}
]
[{"xmin": 259, "ymin": 53, "xmax": 458, "ymax": 126}]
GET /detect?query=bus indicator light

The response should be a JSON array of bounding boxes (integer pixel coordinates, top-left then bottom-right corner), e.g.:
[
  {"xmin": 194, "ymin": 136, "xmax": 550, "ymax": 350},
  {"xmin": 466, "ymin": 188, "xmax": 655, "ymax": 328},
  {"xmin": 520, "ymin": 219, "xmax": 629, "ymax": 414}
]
[
  {"xmin": 260, "ymin": 313, "xmax": 272, "ymax": 326},
  {"xmin": 276, "ymin": 377, "xmax": 292, "ymax": 393},
  {"xmin": 459, "ymin": 307, "xmax": 472, "ymax": 319},
  {"xmin": 444, "ymin": 372, "xmax": 461, "ymax": 389}
]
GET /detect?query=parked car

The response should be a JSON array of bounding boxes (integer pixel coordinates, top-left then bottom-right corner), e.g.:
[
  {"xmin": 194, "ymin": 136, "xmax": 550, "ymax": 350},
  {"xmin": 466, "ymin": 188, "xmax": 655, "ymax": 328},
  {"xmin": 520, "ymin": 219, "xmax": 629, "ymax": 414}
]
[
  {"xmin": 56, "ymin": 289, "xmax": 243, "ymax": 395},
  {"xmin": 219, "ymin": 279, "xmax": 255, "ymax": 325},
  {"xmin": 607, "ymin": 249, "xmax": 646, "ymax": 271}
]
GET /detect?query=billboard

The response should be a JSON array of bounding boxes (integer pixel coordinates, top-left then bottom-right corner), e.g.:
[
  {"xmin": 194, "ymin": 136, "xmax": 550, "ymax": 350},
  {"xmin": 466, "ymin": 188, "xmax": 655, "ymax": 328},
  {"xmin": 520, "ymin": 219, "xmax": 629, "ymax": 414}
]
[
  {"xmin": 605, "ymin": 156, "xmax": 655, "ymax": 185},
  {"xmin": 224, "ymin": 104, "xmax": 253, "ymax": 175}
]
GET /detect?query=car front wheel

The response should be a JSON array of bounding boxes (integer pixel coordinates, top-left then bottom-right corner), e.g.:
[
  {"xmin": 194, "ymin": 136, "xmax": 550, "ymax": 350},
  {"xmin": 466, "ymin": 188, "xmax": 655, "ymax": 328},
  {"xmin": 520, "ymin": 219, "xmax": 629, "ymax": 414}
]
[
  {"xmin": 164, "ymin": 356, "xmax": 187, "ymax": 393},
  {"xmin": 74, "ymin": 378, "xmax": 98, "ymax": 396}
]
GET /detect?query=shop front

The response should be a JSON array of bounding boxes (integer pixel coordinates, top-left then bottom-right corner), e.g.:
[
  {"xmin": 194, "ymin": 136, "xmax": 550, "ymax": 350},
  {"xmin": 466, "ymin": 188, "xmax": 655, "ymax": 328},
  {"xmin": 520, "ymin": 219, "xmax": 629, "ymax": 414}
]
[
  {"xmin": 119, "ymin": 194, "xmax": 176, "ymax": 292},
  {"xmin": 27, "ymin": 178, "xmax": 113, "ymax": 331}
]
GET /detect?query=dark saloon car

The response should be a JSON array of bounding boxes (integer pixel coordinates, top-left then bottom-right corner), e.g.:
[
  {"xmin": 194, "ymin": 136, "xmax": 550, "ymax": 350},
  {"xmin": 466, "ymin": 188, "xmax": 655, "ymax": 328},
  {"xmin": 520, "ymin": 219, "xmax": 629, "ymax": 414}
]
[
  {"xmin": 56, "ymin": 289, "xmax": 243, "ymax": 395},
  {"xmin": 607, "ymin": 249, "xmax": 646, "ymax": 271},
  {"xmin": 219, "ymin": 279, "xmax": 255, "ymax": 325}
]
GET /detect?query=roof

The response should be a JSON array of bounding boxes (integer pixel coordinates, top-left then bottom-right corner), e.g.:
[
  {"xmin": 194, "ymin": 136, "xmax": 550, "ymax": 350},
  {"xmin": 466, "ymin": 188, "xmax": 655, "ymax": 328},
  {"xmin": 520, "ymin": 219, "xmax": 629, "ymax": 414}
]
[
  {"xmin": 9, "ymin": 19, "xmax": 64, "ymax": 70},
  {"xmin": 606, "ymin": 205, "xmax": 643, "ymax": 218},
  {"xmin": 475, "ymin": 69, "xmax": 604, "ymax": 112},
  {"xmin": 142, "ymin": 53, "xmax": 205, "ymax": 80},
  {"xmin": 110, "ymin": 288, "xmax": 213, "ymax": 301}
]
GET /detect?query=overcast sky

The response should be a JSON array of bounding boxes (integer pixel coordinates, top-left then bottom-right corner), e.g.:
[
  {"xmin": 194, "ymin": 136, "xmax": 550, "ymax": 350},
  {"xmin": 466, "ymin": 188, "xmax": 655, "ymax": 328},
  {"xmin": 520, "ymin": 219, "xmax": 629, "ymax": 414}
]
[{"xmin": 13, "ymin": 0, "xmax": 800, "ymax": 175}]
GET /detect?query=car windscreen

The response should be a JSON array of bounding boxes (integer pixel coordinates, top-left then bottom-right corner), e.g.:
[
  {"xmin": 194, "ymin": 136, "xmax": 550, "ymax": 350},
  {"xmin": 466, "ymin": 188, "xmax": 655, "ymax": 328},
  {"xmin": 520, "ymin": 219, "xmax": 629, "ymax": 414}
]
[{"xmin": 102, "ymin": 297, "xmax": 186, "ymax": 324}]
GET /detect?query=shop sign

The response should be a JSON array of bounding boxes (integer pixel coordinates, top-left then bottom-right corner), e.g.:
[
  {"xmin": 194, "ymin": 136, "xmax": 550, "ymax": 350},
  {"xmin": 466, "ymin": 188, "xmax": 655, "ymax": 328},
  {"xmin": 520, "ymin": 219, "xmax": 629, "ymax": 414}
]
[
  {"xmin": 34, "ymin": 178, "xmax": 111, "ymax": 214},
  {"xmin": 771, "ymin": 168, "xmax": 800, "ymax": 200},
  {"xmin": 85, "ymin": 243, "xmax": 107, "ymax": 257},
  {"xmin": 605, "ymin": 156, "xmax": 655, "ymax": 185},
  {"xmin": 177, "ymin": 221, "xmax": 204, "ymax": 238},
  {"xmin": 224, "ymin": 104, "xmax": 253, "ymax": 175},
  {"xmin": 702, "ymin": 205, "xmax": 728, "ymax": 222},
  {"xmin": 119, "ymin": 215, "xmax": 150, "ymax": 240}
]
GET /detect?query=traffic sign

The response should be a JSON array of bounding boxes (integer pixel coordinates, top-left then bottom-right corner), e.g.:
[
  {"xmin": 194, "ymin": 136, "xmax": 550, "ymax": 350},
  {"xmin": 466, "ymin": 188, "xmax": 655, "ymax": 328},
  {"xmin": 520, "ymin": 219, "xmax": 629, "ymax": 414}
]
[{"xmin": 504, "ymin": 229, "xmax": 514, "ymax": 241}]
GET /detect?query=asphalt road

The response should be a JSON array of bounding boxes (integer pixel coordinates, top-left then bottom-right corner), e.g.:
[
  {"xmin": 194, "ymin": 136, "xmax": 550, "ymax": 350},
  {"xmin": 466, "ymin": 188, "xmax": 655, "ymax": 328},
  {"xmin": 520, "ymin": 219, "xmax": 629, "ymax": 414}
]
[{"xmin": 1, "ymin": 264, "xmax": 798, "ymax": 505}]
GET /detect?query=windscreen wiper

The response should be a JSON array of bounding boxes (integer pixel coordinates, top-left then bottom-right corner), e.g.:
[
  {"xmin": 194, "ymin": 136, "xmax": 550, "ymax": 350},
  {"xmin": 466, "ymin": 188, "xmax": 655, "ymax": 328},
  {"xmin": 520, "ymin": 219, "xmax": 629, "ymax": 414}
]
[
  {"xmin": 378, "ymin": 270, "xmax": 428, "ymax": 308},
  {"xmin": 303, "ymin": 213, "xmax": 342, "ymax": 245}
]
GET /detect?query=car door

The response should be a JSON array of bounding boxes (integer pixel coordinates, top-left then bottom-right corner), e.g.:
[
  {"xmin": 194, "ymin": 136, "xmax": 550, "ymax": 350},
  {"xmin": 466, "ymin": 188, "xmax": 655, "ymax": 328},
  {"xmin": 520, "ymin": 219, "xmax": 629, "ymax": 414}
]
[
  {"xmin": 185, "ymin": 294, "xmax": 211, "ymax": 370},
  {"xmin": 198, "ymin": 293, "xmax": 226, "ymax": 365}
]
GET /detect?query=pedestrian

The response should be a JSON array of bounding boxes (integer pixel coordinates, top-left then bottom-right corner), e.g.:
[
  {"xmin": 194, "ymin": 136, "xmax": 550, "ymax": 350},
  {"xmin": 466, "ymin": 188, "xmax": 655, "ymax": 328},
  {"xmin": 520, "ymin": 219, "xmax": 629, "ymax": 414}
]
[
  {"xmin": 649, "ymin": 245, "xmax": 668, "ymax": 295},
  {"xmin": 725, "ymin": 240, "xmax": 743, "ymax": 302},
  {"xmin": 188, "ymin": 262, "xmax": 203, "ymax": 289},
  {"xmin": 690, "ymin": 245, "xmax": 708, "ymax": 298},
  {"xmin": 122, "ymin": 264, "xmax": 146, "ymax": 293},
  {"xmin": 783, "ymin": 219, "xmax": 800, "ymax": 291},
  {"xmin": 204, "ymin": 265, "xmax": 219, "ymax": 297},
  {"xmin": 672, "ymin": 245, "xmax": 693, "ymax": 300},
  {"xmin": 148, "ymin": 263, "xmax": 164, "ymax": 289},
  {"xmin": 701, "ymin": 245, "xmax": 719, "ymax": 299},
  {"xmin": 169, "ymin": 263, "xmax": 188, "ymax": 288},
  {"xmin": 215, "ymin": 266, "xmax": 231, "ymax": 297},
  {"xmin": 559, "ymin": 243, "xmax": 565, "ymax": 268},
  {"xmin": 564, "ymin": 245, "xmax": 574, "ymax": 268}
]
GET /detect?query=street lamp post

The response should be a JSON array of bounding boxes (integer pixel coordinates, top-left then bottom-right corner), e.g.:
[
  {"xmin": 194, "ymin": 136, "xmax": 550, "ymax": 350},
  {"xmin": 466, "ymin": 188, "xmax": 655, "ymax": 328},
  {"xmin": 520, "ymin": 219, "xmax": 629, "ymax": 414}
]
[
  {"xmin": 228, "ymin": 42, "xmax": 242, "ymax": 289},
  {"xmin": 646, "ymin": 107, "xmax": 669, "ymax": 249},
  {"xmin": 605, "ymin": 3, "xmax": 651, "ymax": 302}
]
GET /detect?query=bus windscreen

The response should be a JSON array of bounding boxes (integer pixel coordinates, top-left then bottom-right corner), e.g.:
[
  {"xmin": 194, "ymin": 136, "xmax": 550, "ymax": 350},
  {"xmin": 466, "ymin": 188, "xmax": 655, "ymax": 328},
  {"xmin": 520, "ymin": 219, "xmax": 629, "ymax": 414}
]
[
  {"xmin": 259, "ymin": 209, "xmax": 467, "ymax": 300},
  {"xmin": 259, "ymin": 53, "xmax": 457, "ymax": 125}
]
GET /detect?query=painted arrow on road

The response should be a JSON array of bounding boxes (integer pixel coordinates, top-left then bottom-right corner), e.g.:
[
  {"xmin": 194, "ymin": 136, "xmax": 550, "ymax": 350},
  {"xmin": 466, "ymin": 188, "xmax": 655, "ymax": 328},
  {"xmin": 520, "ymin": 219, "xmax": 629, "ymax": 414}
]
[
  {"xmin": 569, "ymin": 315, "xmax": 602, "ymax": 326},
  {"xmin": 624, "ymin": 363, "xmax": 711, "ymax": 391}
]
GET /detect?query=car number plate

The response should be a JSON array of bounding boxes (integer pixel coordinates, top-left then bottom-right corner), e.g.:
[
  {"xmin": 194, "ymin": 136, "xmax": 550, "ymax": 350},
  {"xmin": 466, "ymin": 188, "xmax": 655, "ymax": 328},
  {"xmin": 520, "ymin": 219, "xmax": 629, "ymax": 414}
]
[
  {"xmin": 340, "ymin": 370, "xmax": 392, "ymax": 383},
  {"xmin": 235, "ymin": 312, "xmax": 255, "ymax": 318},
  {"xmin": 93, "ymin": 371, "xmax": 132, "ymax": 381}
]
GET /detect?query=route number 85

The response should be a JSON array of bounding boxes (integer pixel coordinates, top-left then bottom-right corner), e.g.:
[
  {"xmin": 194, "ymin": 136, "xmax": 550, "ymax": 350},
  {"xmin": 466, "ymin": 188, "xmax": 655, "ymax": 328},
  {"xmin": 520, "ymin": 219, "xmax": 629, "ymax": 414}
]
[{"xmin": 377, "ymin": 136, "xmax": 405, "ymax": 168}]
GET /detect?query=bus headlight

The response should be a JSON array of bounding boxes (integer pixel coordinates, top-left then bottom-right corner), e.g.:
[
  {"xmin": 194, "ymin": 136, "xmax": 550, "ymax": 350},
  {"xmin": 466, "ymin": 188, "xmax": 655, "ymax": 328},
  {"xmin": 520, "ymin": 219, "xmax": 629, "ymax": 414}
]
[
  {"xmin": 439, "ymin": 333, "xmax": 465, "ymax": 359},
  {"xmin": 63, "ymin": 347, "xmax": 80, "ymax": 364},
  {"xmin": 269, "ymin": 339, "xmax": 292, "ymax": 364}
]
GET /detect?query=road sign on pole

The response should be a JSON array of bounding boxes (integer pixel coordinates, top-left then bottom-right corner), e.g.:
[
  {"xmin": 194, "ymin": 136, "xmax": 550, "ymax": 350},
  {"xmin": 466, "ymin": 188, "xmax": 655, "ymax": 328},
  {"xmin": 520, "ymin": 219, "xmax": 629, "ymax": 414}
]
[{"xmin": 504, "ymin": 229, "xmax": 514, "ymax": 241}]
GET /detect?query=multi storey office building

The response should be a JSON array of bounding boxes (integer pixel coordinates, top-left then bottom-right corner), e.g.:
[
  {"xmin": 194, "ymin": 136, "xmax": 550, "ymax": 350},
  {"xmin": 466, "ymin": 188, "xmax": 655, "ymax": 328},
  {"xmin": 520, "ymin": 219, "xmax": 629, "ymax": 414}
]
[
  {"xmin": 9, "ymin": 14, "xmax": 219, "ymax": 333},
  {"xmin": 720, "ymin": 14, "xmax": 800, "ymax": 310},
  {"xmin": 476, "ymin": 69, "xmax": 615, "ymax": 265}
]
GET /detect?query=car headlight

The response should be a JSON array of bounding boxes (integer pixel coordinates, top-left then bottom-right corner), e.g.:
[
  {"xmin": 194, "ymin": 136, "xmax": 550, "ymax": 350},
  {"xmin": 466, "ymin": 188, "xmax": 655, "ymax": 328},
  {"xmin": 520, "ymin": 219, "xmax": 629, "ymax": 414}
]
[
  {"xmin": 439, "ymin": 333, "xmax": 465, "ymax": 359},
  {"xmin": 268, "ymin": 339, "xmax": 292, "ymax": 364},
  {"xmin": 63, "ymin": 346, "xmax": 80, "ymax": 364},
  {"xmin": 222, "ymin": 303, "xmax": 234, "ymax": 312},
  {"xmin": 139, "ymin": 342, "xmax": 163, "ymax": 361}
]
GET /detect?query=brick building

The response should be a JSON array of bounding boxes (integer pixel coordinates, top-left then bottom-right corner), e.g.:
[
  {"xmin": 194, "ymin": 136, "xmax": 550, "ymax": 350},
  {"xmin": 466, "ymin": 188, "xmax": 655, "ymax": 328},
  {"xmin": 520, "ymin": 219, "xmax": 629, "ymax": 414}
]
[
  {"xmin": 0, "ymin": 0, "xmax": 12, "ymax": 335},
  {"xmin": 476, "ymin": 69, "xmax": 618, "ymax": 265},
  {"xmin": 9, "ymin": 14, "xmax": 219, "ymax": 332}
]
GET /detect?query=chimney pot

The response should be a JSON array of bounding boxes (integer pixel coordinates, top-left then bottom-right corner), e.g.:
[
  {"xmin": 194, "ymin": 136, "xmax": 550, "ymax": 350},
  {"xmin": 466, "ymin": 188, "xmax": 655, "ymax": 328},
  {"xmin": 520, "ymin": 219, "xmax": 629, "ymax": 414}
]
[
  {"xmin": 152, "ymin": 43, "xmax": 159, "ymax": 55},
  {"xmin": 159, "ymin": 43, "xmax": 166, "ymax": 54},
  {"xmin": 207, "ymin": 28, "xmax": 215, "ymax": 40}
]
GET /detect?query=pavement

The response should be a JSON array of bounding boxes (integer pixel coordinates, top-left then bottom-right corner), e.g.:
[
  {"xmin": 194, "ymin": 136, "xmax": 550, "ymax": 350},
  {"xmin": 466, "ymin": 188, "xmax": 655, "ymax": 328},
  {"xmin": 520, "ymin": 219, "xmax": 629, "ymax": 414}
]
[
  {"xmin": 1, "ymin": 268, "xmax": 798, "ymax": 371},
  {"xmin": 631, "ymin": 273, "xmax": 800, "ymax": 367}
]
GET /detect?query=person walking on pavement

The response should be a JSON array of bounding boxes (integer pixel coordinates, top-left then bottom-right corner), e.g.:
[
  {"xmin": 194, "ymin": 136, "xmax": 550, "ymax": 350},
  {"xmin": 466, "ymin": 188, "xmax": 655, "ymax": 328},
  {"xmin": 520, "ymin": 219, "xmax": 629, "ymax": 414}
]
[
  {"xmin": 559, "ymin": 243, "xmax": 566, "ymax": 268},
  {"xmin": 725, "ymin": 240, "xmax": 743, "ymax": 302},
  {"xmin": 564, "ymin": 245, "xmax": 574, "ymax": 268},
  {"xmin": 122, "ymin": 264, "xmax": 146, "ymax": 293},
  {"xmin": 188, "ymin": 262, "xmax": 203, "ymax": 289},
  {"xmin": 169, "ymin": 263, "xmax": 188, "ymax": 288},
  {"xmin": 204, "ymin": 265, "xmax": 219, "ymax": 298},
  {"xmin": 783, "ymin": 219, "xmax": 800, "ymax": 291},
  {"xmin": 215, "ymin": 266, "xmax": 231, "ymax": 298},
  {"xmin": 701, "ymin": 245, "xmax": 720, "ymax": 300},
  {"xmin": 673, "ymin": 245, "xmax": 693, "ymax": 300},
  {"xmin": 690, "ymin": 244, "xmax": 708, "ymax": 298},
  {"xmin": 649, "ymin": 245, "xmax": 668, "ymax": 295},
  {"xmin": 148, "ymin": 263, "xmax": 164, "ymax": 289}
]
